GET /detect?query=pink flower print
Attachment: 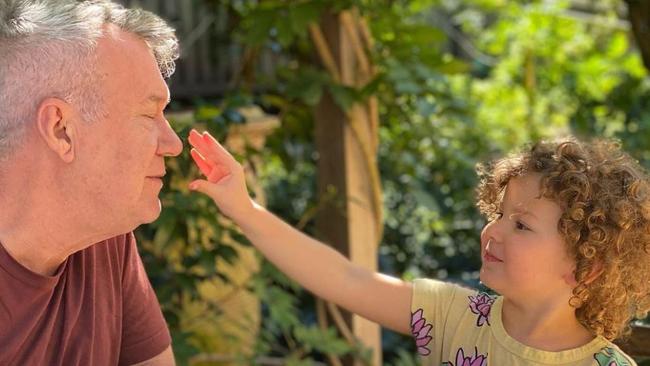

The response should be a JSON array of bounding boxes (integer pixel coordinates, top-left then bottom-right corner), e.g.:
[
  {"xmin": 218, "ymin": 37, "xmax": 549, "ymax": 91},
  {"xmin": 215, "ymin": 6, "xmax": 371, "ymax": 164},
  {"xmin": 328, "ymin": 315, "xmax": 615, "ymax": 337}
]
[
  {"xmin": 448, "ymin": 347, "xmax": 487, "ymax": 366},
  {"xmin": 468, "ymin": 292, "xmax": 494, "ymax": 327},
  {"xmin": 411, "ymin": 308, "xmax": 432, "ymax": 356}
]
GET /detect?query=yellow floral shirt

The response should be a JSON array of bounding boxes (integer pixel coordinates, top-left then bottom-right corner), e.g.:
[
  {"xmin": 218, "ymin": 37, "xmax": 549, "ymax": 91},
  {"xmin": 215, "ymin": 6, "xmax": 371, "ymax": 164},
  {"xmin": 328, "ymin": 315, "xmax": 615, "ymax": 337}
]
[{"xmin": 410, "ymin": 279, "xmax": 637, "ymax": 366}]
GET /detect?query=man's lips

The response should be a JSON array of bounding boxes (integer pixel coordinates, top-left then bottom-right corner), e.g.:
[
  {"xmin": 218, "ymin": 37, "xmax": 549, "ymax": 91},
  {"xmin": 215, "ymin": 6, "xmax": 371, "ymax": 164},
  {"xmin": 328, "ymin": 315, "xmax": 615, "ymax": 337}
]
[{"xmin": 483, "ymin": 251, "xmax": 503, "ymax": 262}]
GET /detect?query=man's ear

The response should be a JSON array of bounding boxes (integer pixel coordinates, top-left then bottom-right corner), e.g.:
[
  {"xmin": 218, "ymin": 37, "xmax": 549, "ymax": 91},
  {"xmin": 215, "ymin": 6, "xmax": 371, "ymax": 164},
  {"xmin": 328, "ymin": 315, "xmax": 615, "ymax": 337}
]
[{"xmin": 36, "ymin": 98, "xmax": 76, "ymax": 163}]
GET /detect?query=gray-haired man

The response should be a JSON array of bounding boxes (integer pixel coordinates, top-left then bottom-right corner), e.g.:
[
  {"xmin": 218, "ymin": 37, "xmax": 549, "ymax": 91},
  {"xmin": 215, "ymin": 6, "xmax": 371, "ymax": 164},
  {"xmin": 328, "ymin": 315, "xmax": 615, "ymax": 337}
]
[{"xmin": 0, "ymin": 1, "xmax": 183, "ymax": 364}]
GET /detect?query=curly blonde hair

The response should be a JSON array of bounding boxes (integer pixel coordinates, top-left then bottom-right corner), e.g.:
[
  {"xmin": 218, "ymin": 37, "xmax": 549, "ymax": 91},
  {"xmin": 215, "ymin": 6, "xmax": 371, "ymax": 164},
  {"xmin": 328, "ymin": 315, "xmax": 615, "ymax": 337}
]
[{"xmin": 476, "ymin": 136, "xmax": 650, "ymax": 341}]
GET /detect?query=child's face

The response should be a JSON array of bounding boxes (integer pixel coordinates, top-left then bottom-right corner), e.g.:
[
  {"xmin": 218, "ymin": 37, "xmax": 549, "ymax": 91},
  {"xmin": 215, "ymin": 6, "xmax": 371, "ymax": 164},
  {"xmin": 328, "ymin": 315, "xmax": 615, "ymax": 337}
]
[{"xmin": 479, "ymin": 173, "xmax": 577, "ymax": 302}]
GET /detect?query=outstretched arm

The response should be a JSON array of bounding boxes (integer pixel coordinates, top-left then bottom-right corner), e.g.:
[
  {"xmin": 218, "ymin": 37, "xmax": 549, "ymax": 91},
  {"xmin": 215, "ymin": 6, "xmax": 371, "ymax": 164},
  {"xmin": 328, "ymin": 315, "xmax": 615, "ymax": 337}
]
[{"xmin": 187, "ymin": 129, "xmax": 413, "ymax": 334}]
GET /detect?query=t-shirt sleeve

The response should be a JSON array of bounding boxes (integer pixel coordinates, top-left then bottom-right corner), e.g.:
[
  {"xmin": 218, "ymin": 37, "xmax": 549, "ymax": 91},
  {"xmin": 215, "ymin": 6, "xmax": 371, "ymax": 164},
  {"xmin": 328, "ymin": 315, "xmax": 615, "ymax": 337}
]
[
  {"xmin": 410, "ymin": 278, "xmax": 458, "ymax": 363},
  {"xmin": 118, "ymin": 232, "xmax": 172, "ymax": 366}
]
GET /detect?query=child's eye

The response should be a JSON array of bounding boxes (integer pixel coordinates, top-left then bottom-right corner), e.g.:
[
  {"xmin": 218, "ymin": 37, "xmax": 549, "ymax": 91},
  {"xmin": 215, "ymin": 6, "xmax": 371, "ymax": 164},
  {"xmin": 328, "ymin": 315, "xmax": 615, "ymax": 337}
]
[{"xmin": 515, "ymin": 221, "xmax": 530, "ymax": 231}]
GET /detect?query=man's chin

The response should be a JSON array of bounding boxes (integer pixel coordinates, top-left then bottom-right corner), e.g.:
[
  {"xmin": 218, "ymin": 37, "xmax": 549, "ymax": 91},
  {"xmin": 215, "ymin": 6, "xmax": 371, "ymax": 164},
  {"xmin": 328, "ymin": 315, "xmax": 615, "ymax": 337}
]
[{"xmin": 140, "ymin": 199, "xmax": 163, "ymax": 224}]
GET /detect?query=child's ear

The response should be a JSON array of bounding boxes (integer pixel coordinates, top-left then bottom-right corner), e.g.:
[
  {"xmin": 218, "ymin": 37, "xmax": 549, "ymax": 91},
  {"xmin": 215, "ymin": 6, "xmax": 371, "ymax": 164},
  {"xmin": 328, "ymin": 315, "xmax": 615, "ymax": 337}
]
[
  {"xmin": 582, "ymin": 261, "xmax": 604, "ymax": 284},
  {"xmin": 564, "ymin": 261, "xmax": 604, "ymax": 287},
  {"xmin": 563, "ymin": 271, "xmax": 578, "ymax": 287}
]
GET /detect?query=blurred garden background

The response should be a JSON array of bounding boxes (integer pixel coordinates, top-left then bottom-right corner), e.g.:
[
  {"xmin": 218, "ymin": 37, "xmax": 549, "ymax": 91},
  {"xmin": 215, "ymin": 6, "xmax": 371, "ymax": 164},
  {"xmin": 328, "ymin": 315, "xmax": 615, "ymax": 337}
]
[{"xmin": 122, "ymin": 0, "xmax": 650, "ymax": 364}]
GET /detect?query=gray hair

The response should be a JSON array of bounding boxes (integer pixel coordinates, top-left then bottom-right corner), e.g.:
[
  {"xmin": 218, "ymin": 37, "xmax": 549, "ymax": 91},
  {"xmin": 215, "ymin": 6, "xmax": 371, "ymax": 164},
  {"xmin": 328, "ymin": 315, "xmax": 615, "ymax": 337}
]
[{"xmin": 0, "ymin": 0, "xmax": 179, "ymax": 161}]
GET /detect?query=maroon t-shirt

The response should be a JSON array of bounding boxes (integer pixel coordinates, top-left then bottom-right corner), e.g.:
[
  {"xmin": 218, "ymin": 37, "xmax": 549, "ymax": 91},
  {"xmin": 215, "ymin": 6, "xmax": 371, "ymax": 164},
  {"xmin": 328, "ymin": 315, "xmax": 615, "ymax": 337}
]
[{"xmin": 0, "ymin": 232, "xmax": 171, "ymax": 365}]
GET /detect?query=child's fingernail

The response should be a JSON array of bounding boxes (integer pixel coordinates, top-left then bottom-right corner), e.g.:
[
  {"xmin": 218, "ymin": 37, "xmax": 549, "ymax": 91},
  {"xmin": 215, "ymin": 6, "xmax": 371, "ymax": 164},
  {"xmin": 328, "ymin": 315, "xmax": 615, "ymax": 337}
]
[{"xmin": 189, "ymin": 182, "xmax": 198, "ymax": 190}]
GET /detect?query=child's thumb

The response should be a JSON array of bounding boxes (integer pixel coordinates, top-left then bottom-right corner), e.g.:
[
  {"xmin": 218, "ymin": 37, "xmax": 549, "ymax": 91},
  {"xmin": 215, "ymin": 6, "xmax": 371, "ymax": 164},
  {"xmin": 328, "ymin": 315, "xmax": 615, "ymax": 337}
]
[{"xmin": 188, "ymin": 179, "xmax": 217, "ymax": 197}]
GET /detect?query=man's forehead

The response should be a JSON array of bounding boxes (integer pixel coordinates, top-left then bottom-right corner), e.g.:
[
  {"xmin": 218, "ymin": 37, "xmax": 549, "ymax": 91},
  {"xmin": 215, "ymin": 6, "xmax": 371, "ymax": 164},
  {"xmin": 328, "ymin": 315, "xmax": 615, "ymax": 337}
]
[
  {"xmin": 96, "ymin": 24, "xmax": 162, "ymax": 79},
  {"xmin": 96, "ymin": 30, "xmax": 169, "ymax": 107}
]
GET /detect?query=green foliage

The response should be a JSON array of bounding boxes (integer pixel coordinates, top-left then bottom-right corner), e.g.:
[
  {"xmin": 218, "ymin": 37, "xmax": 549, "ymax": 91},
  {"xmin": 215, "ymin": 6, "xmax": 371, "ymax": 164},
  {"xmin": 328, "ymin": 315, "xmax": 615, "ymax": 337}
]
[{"xmin": 137, "ymin": 0, "xmax": 650, "ymax": 363}]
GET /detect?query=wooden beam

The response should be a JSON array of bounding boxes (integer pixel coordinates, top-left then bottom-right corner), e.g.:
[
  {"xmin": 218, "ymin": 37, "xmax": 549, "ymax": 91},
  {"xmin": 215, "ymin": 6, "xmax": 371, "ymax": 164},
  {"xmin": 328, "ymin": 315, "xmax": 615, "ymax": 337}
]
[
  {"xmin": 625, "ymin": 0, "xmax": 650, "ymax": 72},
  {"xmin": 313, "ymin": 10, "xmax": 382, "ymax": 366}
]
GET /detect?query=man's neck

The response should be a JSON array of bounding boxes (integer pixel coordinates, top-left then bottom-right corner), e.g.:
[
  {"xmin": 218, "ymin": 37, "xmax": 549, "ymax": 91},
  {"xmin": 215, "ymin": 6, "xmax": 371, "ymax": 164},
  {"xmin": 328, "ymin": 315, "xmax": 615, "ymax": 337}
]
[
  {"xmin": 0, "ymin": 146, "xmax": 122, "ymax": 276},
  {"xmin": 0, "ymin": 204, "xmax": 89, "ymax": 276},
  {"xmin": 501, "ymin": 296, "xmax": 595, "ymax": 351},
  {"xmin": 0, "ymin": 236, "xmax": 69, "ymax": 276},
  {"xmin": 0, "ymin": 184, "xmax": 111, "ymax": 277}
]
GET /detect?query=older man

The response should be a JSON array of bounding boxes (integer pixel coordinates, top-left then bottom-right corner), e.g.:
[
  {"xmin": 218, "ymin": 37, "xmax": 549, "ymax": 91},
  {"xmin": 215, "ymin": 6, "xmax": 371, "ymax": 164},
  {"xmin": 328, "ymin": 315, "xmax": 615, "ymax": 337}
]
[{"xmin": 0, "ymin": 1, "xmax": 182, "ymax": 364}]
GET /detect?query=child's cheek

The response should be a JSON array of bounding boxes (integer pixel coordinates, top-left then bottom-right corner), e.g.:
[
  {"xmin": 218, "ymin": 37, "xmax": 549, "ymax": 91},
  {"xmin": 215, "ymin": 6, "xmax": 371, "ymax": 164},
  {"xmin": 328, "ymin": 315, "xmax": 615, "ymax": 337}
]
[{"xmin": 479, "ymin": 221, "xmax": 493, "ymax": 246}]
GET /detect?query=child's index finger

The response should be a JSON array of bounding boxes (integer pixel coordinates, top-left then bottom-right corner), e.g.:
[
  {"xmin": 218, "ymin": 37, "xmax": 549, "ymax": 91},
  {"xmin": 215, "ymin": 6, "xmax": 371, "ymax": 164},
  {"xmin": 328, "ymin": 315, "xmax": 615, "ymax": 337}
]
[
  {"xmin": 188, "ymin": 130, "xmax": 218, "ymax": 164},
  {"xmin": 201, "ymin": 131, "xmax": 238, "ymax": 166},
  {"xmin": 188, "ymin": 129, "xmax": 207, "ymax": 149}
]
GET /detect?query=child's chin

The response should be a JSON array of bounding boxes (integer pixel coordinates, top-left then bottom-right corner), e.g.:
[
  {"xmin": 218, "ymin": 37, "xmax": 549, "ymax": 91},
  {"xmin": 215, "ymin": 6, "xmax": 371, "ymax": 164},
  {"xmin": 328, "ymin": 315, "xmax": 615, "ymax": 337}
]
[{"xmin": 478, "ymin": 270, "xmax": 498, "ymax": 291}]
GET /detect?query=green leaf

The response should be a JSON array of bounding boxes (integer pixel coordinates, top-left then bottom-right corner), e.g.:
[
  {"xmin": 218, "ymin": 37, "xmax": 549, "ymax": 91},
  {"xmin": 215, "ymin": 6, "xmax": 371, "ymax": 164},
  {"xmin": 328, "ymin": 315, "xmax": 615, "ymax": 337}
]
[
  {"xmin": 294, "ymin": 326, "xmax": 353, "ymax": 355},
  {"xmin": 289, "ymin": 2, "xmax": 323, "ymax": 35},
  {"xmin": 243, "ymin": 9, "xmax": 276, "ymax": 45},
  {"xmin": 194, "ymin": 105, "xmax": 221, "ymax": 121},
  {"xmin": 328, "ymin": 84, "xmax": 357, "ymax": 110},
  {"xmin": 216, "ymin": 244, "xmax": 239, "ymax": 265},
  {"xmin": 286, "ymin": 67, "xmax": 328, "ymax": 105},
  {"xmin": 276, "ymin": 18, "xmax": 295, "ymax": 47},
  {"xmin": 264, "ymin": 286, "xmax": 300, "ymax": 331}
]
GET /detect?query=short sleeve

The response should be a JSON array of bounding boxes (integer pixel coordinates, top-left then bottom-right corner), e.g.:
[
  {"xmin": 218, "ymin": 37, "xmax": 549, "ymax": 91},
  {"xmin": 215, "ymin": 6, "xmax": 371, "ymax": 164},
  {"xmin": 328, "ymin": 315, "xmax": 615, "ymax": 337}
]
[
  {"xmin": 410, "ymin": 279, "xmax": 459, "ymax": 363},
  {"xmin": 118, "ymin": 233, "xmax": 171, "ymax": 366}
]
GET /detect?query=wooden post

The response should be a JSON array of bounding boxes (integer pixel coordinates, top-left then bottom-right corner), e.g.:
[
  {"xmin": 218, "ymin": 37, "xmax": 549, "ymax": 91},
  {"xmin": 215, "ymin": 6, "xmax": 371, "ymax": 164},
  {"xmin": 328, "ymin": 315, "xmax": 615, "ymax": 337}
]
[
  {"xmin": 625, "ymin": 0, "xmax": 650, "ymax": 71},
  {"xmin": 313, "ymin": 10, "xmax": 382, "ymax": 366}
]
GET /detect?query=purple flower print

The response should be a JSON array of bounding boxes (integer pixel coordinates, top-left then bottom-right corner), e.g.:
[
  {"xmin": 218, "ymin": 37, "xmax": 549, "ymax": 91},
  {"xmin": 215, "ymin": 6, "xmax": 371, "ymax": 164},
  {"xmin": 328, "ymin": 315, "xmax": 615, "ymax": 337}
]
[
  {"xmin": 443, "ymin": 347, "xmax": 488, "ymax": 366},
  {"xmin": 411, "ymin": 308, "xmax": 432, "ymax": 356},
  {"xmin": 468, "ymin": 292, "xmax": 495, "ymax": 327}
]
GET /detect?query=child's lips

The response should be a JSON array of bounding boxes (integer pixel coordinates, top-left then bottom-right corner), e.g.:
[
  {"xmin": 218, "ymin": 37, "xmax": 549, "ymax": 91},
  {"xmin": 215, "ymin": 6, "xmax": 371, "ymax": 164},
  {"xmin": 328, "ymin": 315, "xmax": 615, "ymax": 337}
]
[{"xmin": 483, "ymin": 251, "xmax": 503, "ymax": 262}]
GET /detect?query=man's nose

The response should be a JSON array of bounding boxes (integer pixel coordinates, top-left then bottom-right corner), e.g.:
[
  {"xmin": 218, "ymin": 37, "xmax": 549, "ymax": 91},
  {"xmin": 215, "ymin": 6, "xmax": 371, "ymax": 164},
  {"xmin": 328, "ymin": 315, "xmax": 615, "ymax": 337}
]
[{"xmin": 157, "ymin": 118, "xmax": 183, "ymax": 157}]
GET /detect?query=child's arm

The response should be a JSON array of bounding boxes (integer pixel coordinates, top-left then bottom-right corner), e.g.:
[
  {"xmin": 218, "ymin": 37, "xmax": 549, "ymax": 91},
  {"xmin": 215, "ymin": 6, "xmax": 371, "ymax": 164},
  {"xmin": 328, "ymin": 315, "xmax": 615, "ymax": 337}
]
[{"xmin": 187, "ymin": 129, "xmax": 413, "ymax": 335}]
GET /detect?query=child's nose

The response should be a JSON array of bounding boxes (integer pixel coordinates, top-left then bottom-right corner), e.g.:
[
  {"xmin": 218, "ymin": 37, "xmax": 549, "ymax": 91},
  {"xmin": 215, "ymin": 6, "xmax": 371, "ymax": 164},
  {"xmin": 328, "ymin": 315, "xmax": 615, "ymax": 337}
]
[{"xmin": 482, "ymin": 219, "xmax": 503, "ymax": 244}]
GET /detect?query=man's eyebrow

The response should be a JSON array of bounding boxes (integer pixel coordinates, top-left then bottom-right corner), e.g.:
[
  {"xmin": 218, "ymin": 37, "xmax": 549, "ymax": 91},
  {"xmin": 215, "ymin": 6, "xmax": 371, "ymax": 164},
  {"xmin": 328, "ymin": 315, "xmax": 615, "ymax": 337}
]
[{"xmin": 142, "ymin": 94, "xmax": 171, "ymax": 106}]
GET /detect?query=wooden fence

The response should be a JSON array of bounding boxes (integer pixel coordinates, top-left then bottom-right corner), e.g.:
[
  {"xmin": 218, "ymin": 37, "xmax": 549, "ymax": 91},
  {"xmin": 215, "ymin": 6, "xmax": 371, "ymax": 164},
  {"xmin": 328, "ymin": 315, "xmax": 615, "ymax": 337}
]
[{"xmin": 117, "ymin": 0, "xmax": 280, "ymax": 99}]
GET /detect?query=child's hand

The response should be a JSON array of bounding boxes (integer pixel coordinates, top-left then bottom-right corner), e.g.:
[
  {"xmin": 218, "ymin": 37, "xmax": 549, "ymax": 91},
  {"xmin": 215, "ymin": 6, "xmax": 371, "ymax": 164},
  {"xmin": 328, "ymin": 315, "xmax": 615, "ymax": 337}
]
[{"xmin": 187, "ymin": 129, "xmax": 254, "ymax": 220}]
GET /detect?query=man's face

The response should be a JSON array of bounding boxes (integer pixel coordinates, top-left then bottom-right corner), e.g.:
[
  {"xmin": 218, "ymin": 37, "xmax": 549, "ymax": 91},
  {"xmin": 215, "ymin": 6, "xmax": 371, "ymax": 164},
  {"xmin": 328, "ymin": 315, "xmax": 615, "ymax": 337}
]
[{"xmin": 75, "ymin": 26, "xmax": 182, "ymax": 232}]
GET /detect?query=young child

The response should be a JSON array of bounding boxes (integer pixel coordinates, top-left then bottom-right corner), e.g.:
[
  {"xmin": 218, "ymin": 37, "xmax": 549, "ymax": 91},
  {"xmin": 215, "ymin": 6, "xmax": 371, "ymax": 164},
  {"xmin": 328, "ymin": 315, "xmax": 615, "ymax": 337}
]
[{"xmin": 187, "ymin": 129, "xmax": 650, "ymax": 365}]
